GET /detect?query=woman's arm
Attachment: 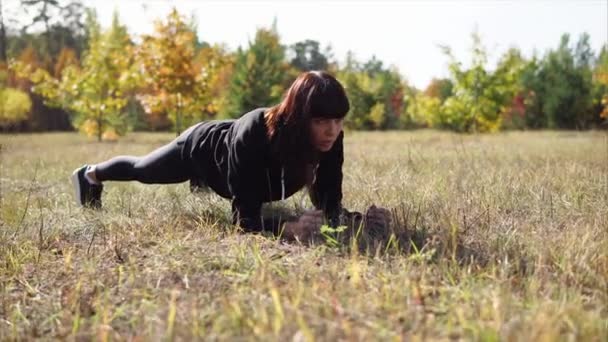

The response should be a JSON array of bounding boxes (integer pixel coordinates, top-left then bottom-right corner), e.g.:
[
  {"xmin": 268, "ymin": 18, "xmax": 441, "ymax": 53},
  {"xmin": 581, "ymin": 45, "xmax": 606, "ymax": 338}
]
[
  {"xmin": 309, "ymin": 131, "xmax": 344, "ymax": 227},
  {"xmin": 227, "ymin": 112, "xmax": 267, "ymax": 232}
]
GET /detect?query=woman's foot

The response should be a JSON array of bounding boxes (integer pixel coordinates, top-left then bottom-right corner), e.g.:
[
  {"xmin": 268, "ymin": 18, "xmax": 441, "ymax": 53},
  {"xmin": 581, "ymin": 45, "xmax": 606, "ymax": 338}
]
[{"xmin": 71, "ymin": 165, "xmax": 104, "ymax": 209}]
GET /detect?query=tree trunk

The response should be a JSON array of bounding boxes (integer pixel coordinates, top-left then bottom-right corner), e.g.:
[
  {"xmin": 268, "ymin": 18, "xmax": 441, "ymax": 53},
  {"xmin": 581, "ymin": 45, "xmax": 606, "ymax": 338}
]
[
  {"xmin": 176, "ymin": 109, "xmax": 181, "ymax": 136},
  {"xmin": 175, "ymin": 93, "xmax": 182, "ymax": 136},
  {"xmin": 97, "ymin": 109, "xmax": 102, "ymax": 142}
]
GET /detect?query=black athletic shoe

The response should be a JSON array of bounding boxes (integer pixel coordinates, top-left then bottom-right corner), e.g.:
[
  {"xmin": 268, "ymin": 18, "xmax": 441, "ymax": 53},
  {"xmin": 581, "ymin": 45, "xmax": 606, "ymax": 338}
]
[{"xmin": 70, "ymin": 165, "xmax": 103, "ymax": 209}]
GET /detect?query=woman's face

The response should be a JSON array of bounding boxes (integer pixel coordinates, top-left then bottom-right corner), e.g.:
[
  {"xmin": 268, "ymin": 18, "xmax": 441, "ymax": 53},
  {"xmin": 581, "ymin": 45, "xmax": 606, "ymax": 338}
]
[{"xmin": 309, "ymin": 117, "xmax": 344, "ymax": 152}]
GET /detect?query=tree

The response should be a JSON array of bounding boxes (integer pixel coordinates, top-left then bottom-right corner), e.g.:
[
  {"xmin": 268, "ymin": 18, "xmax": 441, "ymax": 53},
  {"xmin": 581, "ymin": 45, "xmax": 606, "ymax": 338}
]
[
  {"xmin": 20, "ymin": 0, "xmax": 62, "ymax": 61},
  {"xmin": 53, "ymin": 46, "xmax": 77, "ymax": 77},
  {"xmin": 593, "ymin": 44, "xmax": 608, "ymax": 123},
  {"xmin": 343, "ymin": 50, "xmax": 360, "ymax": 72},
  {"xmin": 0, "ymin": 0, "xmax": 7, "ymax": 62},
  {"xmin": 136, "ymin": 8, "xmax": 211, "ymax": 134},
  {"xmin": 409, "ymin": 91, "xmax": 442, "ymax": 128},
  {"xmin": 362, "ymin": 55, "xmax": 384, "ymax": 77},
  {"xmin": 522, "ymin": 34, "xmax": 596, "ymax": 129},
  {"xmin": 82, "ymin": 6, "xmax": 99, "ymax": 49},
  {"xmin": 0, "ymin": 87, "xmax": 31, "ymax": 128},
  {"xmin": 338, "ymin": 70, "xmax": 369, "ymax": 129},
  {"xmin": 424, "ymin": 78, "xmax": 453, "ymax": 103},
  {"xmin": 193, "ymin": 43, "xmax": 234, "ymax": 118},
  {"xmin": 224, "ymin": 26, "xmax": 287, "ymax": 118},
  {"xmin": 13, "ymin": 44, "xmax": 40, "ymax": 89},
  {"xmin": 439, "ymin": 32, "xmax": 520, "ymax": 132},
  {"xmin": 289, "ymin": 39, "xmax": 329, "ymax": 71},
  {"xmin": 336, "ymin": 54, "xmax": 406, "ymax": 130},
  {"xmin": 400, "ymin": 85, "xmax": 427, "ymax": 129},
  {"xmin": 5, "ymin": 0, "xmax": 86, "ymax": 132},
  {"xmin": 493, "ymin": 48, "xmax": 527, "ymax": 129},
  {"xmin": 12, "ymin": 10, "xmax": 136, "ymax": 140},
  {"xmin": 368, "ymin": 102, "xmax": 385, "ymax": 129},
  {"xmin": 0, "ymin": 66, "xmax": 31, "ymax": 129},
  {"xmin": 373, "ymin": 66, "xmax": 405, "ymax": 129},
  {"xmin": 11, "ymin": 1, "xmax": 86, "ymax": 64}
]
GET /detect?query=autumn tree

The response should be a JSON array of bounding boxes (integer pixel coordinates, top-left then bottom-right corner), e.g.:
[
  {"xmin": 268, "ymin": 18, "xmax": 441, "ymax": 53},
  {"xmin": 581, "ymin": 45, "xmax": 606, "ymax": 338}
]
[
  {"xmin": 593, "ymin": 45, "xmax": 608, "ymax": 122},
  {"xmin": 338, "ymin": 70, "xmax": 369, "ymax": 129},
  {"xmin": 6, "ymin": 1, "xmax": 89, "ymax": 131},
  {"xmin": 492, "ymin": 48, "xmax": 528, "ymax": 129},
  {"xmin": 407, "ymin": 90, "xmax": 442, "ymax": 129},
  {"xmin": 136, "ymin": 8, "xmax": 211, "ymax": 134},
  {"xmin": 12, "ymin": 10, "xmax": 135, "ymax": 140},
  {"xmin": 337, "ymin": 54, "xmax": 405, "ymax": 130},
  {"xmin": 193, "ymin": 43, "xmax": 234, "ymax": 118},
  {"xmin": 439, "ymin": 32, "xmax": 521, "ymax": 132},
  {"xmin": 0, "ymin": 88, "xmax": 31, "ymax": 128},
  {"xmin": 406, "ymin": 78, "xmax": 455, "ymax": 129},
  {"xmin": 424, "ymin": 78, "xmax": 453, "ymax": 102},
  {"xmin": 374, "ymin": 66, "xmax": 405, "ymax": 130},
  {"xmin": 53, "ymin": 46, "xmax": 77, "ymax": 77},
  {"xmin": 0, "ymin": 67, "xmax": 31, "ymax": 129}
]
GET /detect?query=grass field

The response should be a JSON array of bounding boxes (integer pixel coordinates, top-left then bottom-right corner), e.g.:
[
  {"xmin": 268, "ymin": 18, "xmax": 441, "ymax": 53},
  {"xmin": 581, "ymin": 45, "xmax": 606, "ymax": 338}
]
[{"xmin": 1, "ymin": 130, "xmax": 607, "ymax": 340}]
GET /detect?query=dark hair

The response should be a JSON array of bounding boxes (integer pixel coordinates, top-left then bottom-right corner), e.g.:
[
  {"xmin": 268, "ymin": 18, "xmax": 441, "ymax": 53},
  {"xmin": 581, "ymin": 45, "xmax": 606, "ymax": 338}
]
[{"xmin": 265, "ymin": 71, "xmax": 349, "ymax": 163}]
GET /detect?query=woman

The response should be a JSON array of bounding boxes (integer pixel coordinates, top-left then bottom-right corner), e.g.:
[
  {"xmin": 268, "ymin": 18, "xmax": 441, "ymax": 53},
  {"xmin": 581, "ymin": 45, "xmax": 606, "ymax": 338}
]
[{"xmin": 71, "ymin": 71, "xmax": 390, "ymax": 240}]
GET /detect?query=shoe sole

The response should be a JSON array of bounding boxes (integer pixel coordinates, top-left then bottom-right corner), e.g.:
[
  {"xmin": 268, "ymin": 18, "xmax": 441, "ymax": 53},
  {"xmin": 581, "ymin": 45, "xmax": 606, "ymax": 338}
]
[{"xmin": 70, "ymin": 168, "xmax": 83, "ymax": 206}]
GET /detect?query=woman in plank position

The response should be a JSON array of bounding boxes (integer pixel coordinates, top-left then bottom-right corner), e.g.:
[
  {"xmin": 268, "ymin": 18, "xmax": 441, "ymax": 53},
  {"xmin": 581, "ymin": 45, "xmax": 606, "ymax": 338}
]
[{"xmin": 71, "ymin": 71, "xmax": 390, "ymax": 240}]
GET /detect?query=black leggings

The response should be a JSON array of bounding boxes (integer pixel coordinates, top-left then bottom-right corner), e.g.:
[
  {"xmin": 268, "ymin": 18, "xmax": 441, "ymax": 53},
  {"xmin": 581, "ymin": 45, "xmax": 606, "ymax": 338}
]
[{"xmin": 95, "ymin": 127, "xmax": 196, "ymax": 184}]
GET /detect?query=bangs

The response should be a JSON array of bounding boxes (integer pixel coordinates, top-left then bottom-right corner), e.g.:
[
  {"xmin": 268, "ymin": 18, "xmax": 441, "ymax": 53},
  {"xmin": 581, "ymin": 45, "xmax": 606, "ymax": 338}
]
[{"xmin": 308, "ymin": 76, "xmax": 350, "ymax": 119}]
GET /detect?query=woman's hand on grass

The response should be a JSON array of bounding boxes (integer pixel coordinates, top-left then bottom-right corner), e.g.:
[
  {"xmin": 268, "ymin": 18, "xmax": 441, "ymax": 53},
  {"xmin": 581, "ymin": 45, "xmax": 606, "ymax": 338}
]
[
  {"xmin": 283, "ymin": 209, "xmax": 324, "ymax": 241},
  {"xmin": 365, "ymin": 205, "xmax": 392, "ymax": 230}
]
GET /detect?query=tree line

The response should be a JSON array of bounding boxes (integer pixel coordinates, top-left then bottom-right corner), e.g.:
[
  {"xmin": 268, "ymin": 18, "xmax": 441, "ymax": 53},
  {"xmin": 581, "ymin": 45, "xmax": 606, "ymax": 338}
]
[{"xmin": 1, "ymin": 1, "xmax": 607, "ymax": 139}]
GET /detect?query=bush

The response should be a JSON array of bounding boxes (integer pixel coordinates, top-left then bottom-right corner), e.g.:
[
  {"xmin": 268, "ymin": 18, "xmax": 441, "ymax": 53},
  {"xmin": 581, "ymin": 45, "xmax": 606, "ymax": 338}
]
[{"xmin": 0, "ymin": 88, "xmax": 32, "ymax": 127}]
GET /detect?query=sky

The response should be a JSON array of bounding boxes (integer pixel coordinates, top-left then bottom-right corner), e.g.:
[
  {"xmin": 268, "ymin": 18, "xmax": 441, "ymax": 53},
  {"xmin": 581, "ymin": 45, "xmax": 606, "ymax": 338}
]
[{"xmin": 11, "ymin": 0, "xmax": 608, "ymax": 89}]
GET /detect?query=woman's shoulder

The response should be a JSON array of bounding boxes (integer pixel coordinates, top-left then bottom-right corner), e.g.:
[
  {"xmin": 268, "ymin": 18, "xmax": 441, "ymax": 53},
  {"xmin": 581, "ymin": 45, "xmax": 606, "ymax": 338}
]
[
  {"xmin": 229, "ymin": 107, "xmax": 270, "ymax": 145},
  {"xmin": 237, "ymin": 107, "xmax": 268, "ymax": 124},
  {"xmin": 233, "ymin": 108, "xmax": 269, "ymax": 134}
]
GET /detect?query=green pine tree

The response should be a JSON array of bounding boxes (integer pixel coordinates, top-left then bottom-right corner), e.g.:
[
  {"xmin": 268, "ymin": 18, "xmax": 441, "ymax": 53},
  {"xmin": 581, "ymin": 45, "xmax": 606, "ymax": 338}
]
[{"xmin": 223, "ymin": 27, "xmax": 287, "ymax": 118}]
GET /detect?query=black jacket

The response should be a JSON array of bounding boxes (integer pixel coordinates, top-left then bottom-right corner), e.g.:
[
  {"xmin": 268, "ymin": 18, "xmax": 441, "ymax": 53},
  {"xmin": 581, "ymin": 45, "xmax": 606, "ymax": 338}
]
[{"xmin": 181, "ymin": 108, "xmax": 343, "ymax": 234}]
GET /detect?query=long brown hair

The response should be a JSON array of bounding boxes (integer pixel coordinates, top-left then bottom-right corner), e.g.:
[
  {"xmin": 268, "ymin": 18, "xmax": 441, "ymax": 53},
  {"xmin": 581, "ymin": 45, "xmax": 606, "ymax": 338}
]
[{"xmin": 265, "ymin": 71, "xmax": 349, "ymax": 164}]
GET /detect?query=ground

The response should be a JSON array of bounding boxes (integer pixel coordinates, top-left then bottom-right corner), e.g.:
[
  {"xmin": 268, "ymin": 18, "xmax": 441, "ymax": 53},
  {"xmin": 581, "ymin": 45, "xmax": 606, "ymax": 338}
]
[{"xmin": 1, "ymin": 130, "xmax": 607, "ymax": 340}]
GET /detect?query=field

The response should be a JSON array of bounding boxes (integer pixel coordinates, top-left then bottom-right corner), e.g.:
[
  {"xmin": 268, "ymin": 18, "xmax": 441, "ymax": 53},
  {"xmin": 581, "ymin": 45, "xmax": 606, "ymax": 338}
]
[{"xmin": 1, "ymin": 130, "xmax": 607, "ymax": 340}]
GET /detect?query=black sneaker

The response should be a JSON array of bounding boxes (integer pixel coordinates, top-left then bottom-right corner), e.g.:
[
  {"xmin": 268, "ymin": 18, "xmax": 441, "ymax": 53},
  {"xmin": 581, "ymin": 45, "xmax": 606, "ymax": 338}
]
[{"xmin": 70, "ymin": 165, "xmax": 103, "ymax": 209}]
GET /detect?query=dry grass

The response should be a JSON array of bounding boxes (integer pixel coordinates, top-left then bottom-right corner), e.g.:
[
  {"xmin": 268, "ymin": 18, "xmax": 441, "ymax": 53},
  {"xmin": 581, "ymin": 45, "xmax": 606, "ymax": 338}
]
[{"xmin": 1, "ymin": 130, "xmax": 607, "ymax": 340}]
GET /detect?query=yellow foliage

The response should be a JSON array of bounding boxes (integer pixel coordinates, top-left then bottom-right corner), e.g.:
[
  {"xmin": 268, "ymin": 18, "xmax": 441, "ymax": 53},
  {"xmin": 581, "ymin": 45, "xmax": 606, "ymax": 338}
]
[
  {"xmin": 0, "ymin": 88, "xmax": 32, "ymax": 124},
  {"xmin": 18, "ymin": 45, "xmax": 40, "ymax": 69},
  {"xmin": 414, "ymin": 94, "xmax": 442, "ymax": 128},
  {"xmin": 476, "ymin": 114, "xmax": 503, "ymax": 133},
  {"xmin": 102, "ymin": 128, "xmax": 119, "ymax": 142},
  {"xmin": 80, "ymin": 119, "xmax": 99, "ymax": 137},
  {"xmin": 79, "ymin": 119, "xmax": 120, "ymax": 140},
  {"xmin": 601, "ymin": 95, "xmax": 608, "ymax": 119},
  {"xmin": 369, "ymin": 102, "xmax": 385, "ymax": 129},
  {"xmin": 54, "ymin": 47, "xmax": 79, "ymax": 78},
  {"xmin": 595, "ymin": 72, "xmax": 608, "ymax": 85},
  {"xmin": 137, "ymin": 8, "xmax": 206, "ymax": 130}
]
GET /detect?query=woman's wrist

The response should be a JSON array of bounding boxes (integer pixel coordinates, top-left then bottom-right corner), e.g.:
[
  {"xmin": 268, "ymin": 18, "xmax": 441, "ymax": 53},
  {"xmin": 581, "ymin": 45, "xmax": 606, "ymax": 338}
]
[{"xmin": 281, "ymin": 221, "xmax": 295, "ymax": 235}]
